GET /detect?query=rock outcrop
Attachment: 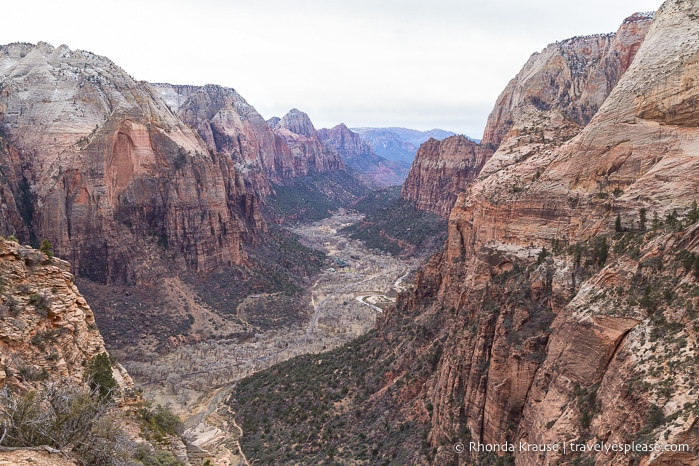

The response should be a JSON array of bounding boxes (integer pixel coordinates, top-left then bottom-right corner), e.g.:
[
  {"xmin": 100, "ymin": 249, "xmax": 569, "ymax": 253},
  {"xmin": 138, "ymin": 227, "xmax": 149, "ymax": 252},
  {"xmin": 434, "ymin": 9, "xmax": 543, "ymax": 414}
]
[
  {"xmin": 480, "ymin": 11, "xmax": 652, "ymax": 162},
  {"xmin": 0, "ymin": 42, "xmax": 264, "ymax": 285},
  {"xmin": 400, "ymin": 12, "xmax": 652, "ymax": 220},
  {"xmin": 317, "ymin": 124, "xmax": 409, "ymax": 186},
  {"xmin": 0, "ymin": 238, "xmax": 131, "ymax": 392},
  {"xmin": 400, "ymin": 135, "xmax": 486, "ymax": 217},
  {"xmin": 387, "ymin": 4, "xmax": 699, "ymax": 465},
  {"xmin": 267, "ymin": 109, "xmax": 345, "ymax": 177},
  {"xmin": 153, "ymin": 83, "xmax": 278, "ymax": 197}
]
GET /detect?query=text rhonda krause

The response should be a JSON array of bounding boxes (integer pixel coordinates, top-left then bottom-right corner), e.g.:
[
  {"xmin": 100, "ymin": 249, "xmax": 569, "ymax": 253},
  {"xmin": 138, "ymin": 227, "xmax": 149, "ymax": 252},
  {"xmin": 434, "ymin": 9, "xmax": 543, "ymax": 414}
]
[{"xmin": 466, "ymin": 441, "xmax": 691, "ymax": 455}]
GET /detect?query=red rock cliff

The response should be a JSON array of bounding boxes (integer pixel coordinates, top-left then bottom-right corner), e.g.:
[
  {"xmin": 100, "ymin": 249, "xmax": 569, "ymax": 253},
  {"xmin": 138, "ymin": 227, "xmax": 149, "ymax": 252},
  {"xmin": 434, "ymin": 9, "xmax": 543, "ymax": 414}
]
[
  {"xmin": 399, "ymin": 13, "xmax": 652, "ymax": 221},
  {"xmin": 401, "ymin": 135, "xmax": 486, "ymax": 217},
  {"xmin": 0, "ymin": 43, "xmax": 264, "ymax": 284},
  {"xmin": 344, "ymin": 6, "xmax": 699, "ymax": 465},
  {"xmin": 268, "ymin": 109, "xmax": 345, "ymax": 177},
  {"xmin": 403, "ymin": 5, "xmax": 699, "ymax": 464}
]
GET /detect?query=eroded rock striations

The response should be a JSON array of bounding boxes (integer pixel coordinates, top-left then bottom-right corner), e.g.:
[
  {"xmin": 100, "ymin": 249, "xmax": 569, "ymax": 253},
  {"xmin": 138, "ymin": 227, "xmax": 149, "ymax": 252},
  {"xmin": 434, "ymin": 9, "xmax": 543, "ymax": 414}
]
[
  {"xmin": 401, "ymin": 11, "xmax": 652, "ymax": 219},
  {"xmin": 401, "ymin": 135, "xmax": 486, "ymax": 217},
  {"xmin": 389, "ymin": 5, "xmax": 699, "ymax": 465},
  {"xmin": 267, "ymin": 108, "xmax": 345, "ymax": 177},
  {"xmin": 0, "ymin": 238, "xmax": 131, "ymax": 392},
  {"xmin": 0, "ymin": 42, "xmax": 263, "ymax": 285}
]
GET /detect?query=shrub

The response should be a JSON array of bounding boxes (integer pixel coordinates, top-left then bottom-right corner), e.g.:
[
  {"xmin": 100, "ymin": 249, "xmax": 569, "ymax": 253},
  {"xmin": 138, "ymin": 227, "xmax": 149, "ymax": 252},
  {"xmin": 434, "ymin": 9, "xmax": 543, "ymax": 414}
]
[
  {"xmin": 28, "ymin": 293, "xmax": 49, "ymax": 312},
  {"xmin": 39, "ymin": 239, "xmax": 53, "ymax": 260},
  {"xmin": 135, "ymin": 444, "xmax": 184, "ymax": 466},
  {"xmin": 591, "ymin": 237, "xmax": 609, "ymax": 267},
  {"xmin": 0, "ymin": 380, "xmax": 134, "ymax": 464},
  {"xmin": 85, "ymin": 352, "xmax": 118, "ymax": 400},
  {"xmin": 139, "ymin": 403, "xmax": 184, "ymax": 439},
  {"xmin": 30, "ymin": 329, "xmax": 59, "ymax": 351}
]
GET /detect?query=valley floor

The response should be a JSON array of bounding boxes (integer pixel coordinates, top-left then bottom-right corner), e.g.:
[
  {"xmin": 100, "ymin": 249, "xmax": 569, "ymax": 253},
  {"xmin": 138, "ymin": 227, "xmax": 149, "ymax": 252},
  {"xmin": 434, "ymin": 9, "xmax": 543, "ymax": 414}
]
[{"xmin": 122, "ymin": 212, "xmax": 420, "ymax": 464}]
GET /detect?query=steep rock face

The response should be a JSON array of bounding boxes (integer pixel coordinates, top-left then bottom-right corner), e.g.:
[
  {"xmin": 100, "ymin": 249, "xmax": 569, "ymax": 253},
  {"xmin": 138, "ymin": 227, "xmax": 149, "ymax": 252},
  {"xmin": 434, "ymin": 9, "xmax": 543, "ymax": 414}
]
[
  {"xmin": 0, "ymin": 238, "xmax": 131, "ymax": 391},
  {"xmin": 153, "ymin": 83, "xmax": 277, "ymax": 197},
  {"xmin": 396, "ymin": 4, "xmax": 699, "ymax": 465},
  {"xmin": 480, "ymin": 12, "xmax": 652, "ymax": 158},
  {"xmin": 399, "ymin": 13, "xmax": 651, "ymax": 220},
  {"xmin": 400, "ymin": 135, "xmax": 487, "ymax": 217},
  {"xmin": 0, "ymin": 43, "xmax": 263, "ymax": 285},
  {"xmin": 268, "ymin": 109, "xmax": 345, "ymax": 177},
  {"xmin": 317, "ymin": 123, "xmax": 409, "ymax": 186}
]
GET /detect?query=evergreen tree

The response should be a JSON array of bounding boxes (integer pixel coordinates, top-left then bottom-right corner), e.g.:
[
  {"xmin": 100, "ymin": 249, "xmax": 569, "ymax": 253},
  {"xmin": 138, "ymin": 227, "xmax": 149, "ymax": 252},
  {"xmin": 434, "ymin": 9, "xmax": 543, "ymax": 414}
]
[
  {"xmin": 85, "ymin": 353, "xmax": 117, "ymax": 400},
  {"xmin": 40, "ymin": 239, "xmax": 53, "ymax": 259}
]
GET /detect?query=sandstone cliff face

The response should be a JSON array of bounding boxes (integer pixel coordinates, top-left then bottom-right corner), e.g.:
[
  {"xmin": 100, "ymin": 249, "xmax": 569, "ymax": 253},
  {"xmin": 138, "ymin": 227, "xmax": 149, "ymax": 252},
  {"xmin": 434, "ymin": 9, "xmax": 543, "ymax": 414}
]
[
  {"xmin": 480, "ymin": 12, "xmax": 652, "ymax": 155},
  {"xmin": 268, "ymin": 109, "xmax": 345, "ymax": 177},
  {"xmin": 153, "ymin": 83, "xmax": 276, "ymax": 197},
  {"xmin": 0, "ymin": 43, "xmax": 263, "ymax": 284},
  {"xmin": 0, "ymin": 238, "xmax": 131, "ymax": 392},
  {"xmin": 317, "ymin": 124, "xmax": 409, "ymax": 186},
  {"xmin": 399, "ymin": 13, "xmax": 651, "ymax": 221},
  {"xmin": 399, "ymin": 4, "xmax": 699, "ymax": 464},
  {"xmin": 346, "ymin": 4, "xmax": 699, "ymax": 465},
  {"xmin": 400, "ymin": 136, "xmax": 486, "ymax": 217}
]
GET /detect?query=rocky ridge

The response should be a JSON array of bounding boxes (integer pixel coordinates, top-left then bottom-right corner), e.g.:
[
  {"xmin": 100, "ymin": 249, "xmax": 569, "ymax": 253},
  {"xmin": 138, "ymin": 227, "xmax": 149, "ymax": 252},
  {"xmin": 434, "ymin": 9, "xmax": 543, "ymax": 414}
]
[
  {"xmin": 317, "ymin": 123, "xmax": 409, "ymax": 186},
  {"xmin": 400, "ymin": 12, "xmax": 652, "ymax": 220},
  {"xmin": 400, "ymin": 135, "xmax": 486, "ymax": 217},
  {"xmin": 0, "ymin": 237, "xmax": 131, "ymax": 391},
  {"xmin": 267, "ymin": 108, "xmax": 345, "ymax": 176},
  {"xmin": 0, "ymin": 42, "xmax": 261, "ymax": 286}
]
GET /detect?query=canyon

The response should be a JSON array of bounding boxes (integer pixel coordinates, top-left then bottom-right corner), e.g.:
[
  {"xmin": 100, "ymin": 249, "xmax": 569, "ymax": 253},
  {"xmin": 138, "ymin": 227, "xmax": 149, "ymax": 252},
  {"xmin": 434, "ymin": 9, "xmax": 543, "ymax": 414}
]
[
  {"xmin": 229, "ymin": 4, "xmax": 699, "ymax": 466},
  {"xmin": 2, "ymin": 1, "xmax": 699, "ymax": 465}
]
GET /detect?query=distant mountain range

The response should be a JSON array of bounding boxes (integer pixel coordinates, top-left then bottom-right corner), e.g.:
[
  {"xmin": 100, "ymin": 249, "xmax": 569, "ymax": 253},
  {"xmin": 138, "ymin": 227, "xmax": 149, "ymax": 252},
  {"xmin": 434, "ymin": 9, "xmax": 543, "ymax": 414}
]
[{"xmin": 351, "ymin": 127, "xmax": 461, "ymax": 165}]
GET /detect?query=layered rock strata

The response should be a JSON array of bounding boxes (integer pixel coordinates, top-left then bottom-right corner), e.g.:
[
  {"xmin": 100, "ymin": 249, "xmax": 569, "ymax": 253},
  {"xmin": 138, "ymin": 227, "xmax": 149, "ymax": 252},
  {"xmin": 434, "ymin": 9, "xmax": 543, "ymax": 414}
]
[
  {"xmin": 401, "ymin": 135, "xmax": 486, "ymax": 217},
  {"xmin": 401, "ymin": 12, "xmax": 652, "ymax": 219},
  {"xmin": 0, "ymin": 238, "xmax": 131, "ymax": 391},
  {"xmin": 0, "ymin": 43, "xmax": 263, "ymax": 284},
  {"xmin": 395, "ymin": 5, "xmax": 699, "ymax": 464},
  {"xmin": 267, "ymin": 109, "xmax": 345, "ymax": 177}
]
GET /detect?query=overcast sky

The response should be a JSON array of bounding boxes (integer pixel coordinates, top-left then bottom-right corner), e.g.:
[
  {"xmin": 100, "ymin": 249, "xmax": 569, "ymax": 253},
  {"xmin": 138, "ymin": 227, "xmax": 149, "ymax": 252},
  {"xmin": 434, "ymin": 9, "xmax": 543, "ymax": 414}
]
[{"xmin": 3, "ymin": 0, "xmax": 663, "ymax": 138}]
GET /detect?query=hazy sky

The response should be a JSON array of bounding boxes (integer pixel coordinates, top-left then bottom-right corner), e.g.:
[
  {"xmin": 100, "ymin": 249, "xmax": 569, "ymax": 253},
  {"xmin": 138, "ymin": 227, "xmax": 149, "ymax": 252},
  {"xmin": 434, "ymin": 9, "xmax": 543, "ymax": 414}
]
[{"xmin": 3, "ymin": 0, "xmax": 664, "ymax": 137}]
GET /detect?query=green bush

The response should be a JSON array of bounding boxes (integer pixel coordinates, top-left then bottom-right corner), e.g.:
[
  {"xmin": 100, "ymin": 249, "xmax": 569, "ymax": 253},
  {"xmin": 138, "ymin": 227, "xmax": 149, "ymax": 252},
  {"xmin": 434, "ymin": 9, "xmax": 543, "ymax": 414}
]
[
  {"xmin": 39, "ymin": 239, "xmax": 53, "ymax": 259},
  {"xmin": 139, "ymin": 403, "xmax": 184, "ymax": 439},
  {"xmin": 135, "ymin": 444, "xmax": 184, "ymax": 466},
  {"xmin": 85, "ymin": 352, "xmax": 118, "ymax": 400}
]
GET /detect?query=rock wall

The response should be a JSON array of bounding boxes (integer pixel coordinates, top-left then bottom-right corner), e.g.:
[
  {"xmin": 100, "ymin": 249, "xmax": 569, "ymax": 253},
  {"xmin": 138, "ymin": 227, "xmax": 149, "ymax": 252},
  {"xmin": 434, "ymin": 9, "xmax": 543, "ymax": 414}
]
[
  {"xmin": 399, "ymin": 12, "xmax": 652, "ymax": 220},
  {"xmin": 400, "ymin": 135, "xmax": 487, "ymax": 217},
  {"xmin": 363, "ymin": 5, "xmax": 699, "ymax": 465},
  {"xmin": 268, "ymin": 109, "xmax": 345, "ymax": 177},
  {"xmin": 412, "ymin": 4, "xmax": 699, "ymax": 464},
  {"xmin": 0, "ymin": 43, "xmax": 263, "ymax": 285},
  {"xmin": 0, "ymin": 238, "xmax": 131, "ymax": 392}
]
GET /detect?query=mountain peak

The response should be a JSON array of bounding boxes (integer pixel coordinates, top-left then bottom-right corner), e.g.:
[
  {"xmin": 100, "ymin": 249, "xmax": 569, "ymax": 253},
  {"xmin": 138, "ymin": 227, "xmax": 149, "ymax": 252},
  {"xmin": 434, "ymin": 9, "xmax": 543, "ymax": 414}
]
[{"xmin": 280, "ymin": 108, "xmax": 316, "ymax": 137}]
